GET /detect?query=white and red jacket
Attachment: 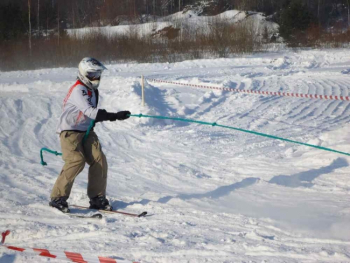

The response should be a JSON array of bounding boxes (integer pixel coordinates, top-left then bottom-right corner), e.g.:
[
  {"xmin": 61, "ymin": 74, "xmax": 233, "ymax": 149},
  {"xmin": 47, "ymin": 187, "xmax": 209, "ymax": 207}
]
[{"xmin": 56, "ymin": 80, "xmax": 99, "ymax": 134}]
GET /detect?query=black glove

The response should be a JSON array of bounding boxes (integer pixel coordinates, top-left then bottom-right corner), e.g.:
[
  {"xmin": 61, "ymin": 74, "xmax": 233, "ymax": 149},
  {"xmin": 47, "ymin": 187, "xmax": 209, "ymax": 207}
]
[
  {"xmin": 95, "ymin": 109, "xmax": 131, "ymax": 122},
  {"xmin": 113, "ymin": 111, "xmax": 131, "ymax": 121}
]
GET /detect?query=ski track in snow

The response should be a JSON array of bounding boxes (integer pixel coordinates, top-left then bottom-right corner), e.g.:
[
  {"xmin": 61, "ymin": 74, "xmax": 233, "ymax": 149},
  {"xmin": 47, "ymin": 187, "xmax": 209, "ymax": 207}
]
[{"xmin": 0, "ymin": 49, "xmax": 350, "ymax": 262}]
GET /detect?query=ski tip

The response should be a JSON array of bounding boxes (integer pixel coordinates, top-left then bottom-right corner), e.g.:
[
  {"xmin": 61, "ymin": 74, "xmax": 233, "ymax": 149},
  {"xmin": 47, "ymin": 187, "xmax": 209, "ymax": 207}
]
[
  {"xmin": 138, "ymin": 211, "xmax": 148, "ymax": 217},
  {"xmin": 92, "ymin": 213, "xmax": 103, "ymax": 219}
]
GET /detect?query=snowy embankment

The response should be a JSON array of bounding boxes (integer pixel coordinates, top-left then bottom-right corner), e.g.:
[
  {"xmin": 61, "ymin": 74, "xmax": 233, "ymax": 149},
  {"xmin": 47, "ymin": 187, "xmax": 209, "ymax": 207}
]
[
  {"xmin": 0, "ymin": 49, "xmax": 350, "ymax": 262},
  {"xmin": 66, "ymin": 10, "xmax": 278, "ymax": 39}
]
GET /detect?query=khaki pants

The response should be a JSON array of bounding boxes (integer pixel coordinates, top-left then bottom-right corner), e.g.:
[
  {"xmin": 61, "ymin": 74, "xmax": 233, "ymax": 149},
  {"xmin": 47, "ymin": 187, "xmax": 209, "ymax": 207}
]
[{"xmin": 50, "ymin": 130, "xmax": 108, "ymax": 200}]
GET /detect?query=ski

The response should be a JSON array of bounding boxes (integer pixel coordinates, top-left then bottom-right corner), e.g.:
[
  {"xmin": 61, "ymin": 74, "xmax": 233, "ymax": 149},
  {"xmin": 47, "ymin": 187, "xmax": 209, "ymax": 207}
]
[
  {"xmin": 68, "ymin": 213, "xmax": 103, "ymax": 220},
  {"xmin": 71, "ymin": 205, "xmax": 147, "ymax": 218},
  {"xmin": 50, "ymin": 206, "xmax": 103, "ymax": 219}
]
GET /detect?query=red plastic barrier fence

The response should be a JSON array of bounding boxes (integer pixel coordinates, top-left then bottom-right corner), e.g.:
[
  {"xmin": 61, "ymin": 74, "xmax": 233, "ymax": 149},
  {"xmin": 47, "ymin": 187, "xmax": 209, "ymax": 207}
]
[
  {"xmin": 148, "ymin": 79, "xmax": 350, "ymax": 101},
  {"xmin": 1, "ymin": 230, "xmax": 138, "ymax": 263}
]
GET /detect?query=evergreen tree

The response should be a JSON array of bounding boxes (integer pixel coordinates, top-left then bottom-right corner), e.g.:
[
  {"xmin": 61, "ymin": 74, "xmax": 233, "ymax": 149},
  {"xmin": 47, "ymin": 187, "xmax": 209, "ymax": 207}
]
[
  {"xmin": 279, "ymin": 0, "xmax": 315, "ymax": 44},
  {"xmin": 0, "ymin": 2, "xmax": 27, "ymax": 41}
]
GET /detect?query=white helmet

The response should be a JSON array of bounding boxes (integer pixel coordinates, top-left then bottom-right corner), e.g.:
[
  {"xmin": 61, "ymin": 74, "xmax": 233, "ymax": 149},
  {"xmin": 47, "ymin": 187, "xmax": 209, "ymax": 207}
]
[{"xmin": 78, "ymin": 57, "xmax": 107, "ymax": 90}]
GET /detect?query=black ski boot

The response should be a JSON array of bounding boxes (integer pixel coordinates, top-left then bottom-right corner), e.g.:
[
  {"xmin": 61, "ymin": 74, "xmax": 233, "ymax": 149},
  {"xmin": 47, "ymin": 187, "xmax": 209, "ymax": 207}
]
[
  {"xmin": 89, "ymin": 195, "xmax": 113, "ymax": 211},
  {"xmin": 49, "ymin": 197, "xmax": 70, "ymax": 213}
]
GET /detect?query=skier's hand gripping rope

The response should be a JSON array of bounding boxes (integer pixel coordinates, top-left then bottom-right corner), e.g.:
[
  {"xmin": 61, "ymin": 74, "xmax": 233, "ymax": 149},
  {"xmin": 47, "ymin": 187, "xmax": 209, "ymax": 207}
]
[{"xmin": 95, "ymin": 109, "xmax": 131, "ymax": 122}]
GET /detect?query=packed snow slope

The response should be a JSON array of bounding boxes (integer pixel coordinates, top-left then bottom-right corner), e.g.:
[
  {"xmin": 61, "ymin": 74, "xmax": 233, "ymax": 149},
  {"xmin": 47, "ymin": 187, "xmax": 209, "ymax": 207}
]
[{"xmin": 0, "ymin": 49, "xmax": 350, "ymax": 262}]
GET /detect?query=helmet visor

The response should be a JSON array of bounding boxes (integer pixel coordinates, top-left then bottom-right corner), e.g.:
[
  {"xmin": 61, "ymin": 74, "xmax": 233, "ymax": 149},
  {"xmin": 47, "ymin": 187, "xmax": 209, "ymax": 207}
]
[{"xmin": 86, "ymin": 71, "xmax": 101, "ymax": 81}]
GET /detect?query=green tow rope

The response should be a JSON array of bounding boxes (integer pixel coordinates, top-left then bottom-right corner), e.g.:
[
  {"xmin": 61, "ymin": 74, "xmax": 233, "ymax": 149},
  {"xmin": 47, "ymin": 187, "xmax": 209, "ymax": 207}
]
[
  {"xmin": 40, "ymin": 114, "xmax": 350, "ymax": 166},
  {"xmin": 130, "ymin": 114, "xmax": 350, "ymax": 157},
  {"xmin": 40, "ymin": 121, "xmax": 95, "ymax": 166}
]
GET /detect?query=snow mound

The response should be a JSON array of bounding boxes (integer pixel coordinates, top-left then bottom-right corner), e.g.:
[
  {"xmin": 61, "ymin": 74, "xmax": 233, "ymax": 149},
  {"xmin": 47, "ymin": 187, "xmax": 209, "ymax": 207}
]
[
  {"xmin": 269, "ymin": 56, "xmax": 291, "ymax": 69},
  {"xmin": 67, "ymin": 9, "xmax": 279, "ymax": 40}
]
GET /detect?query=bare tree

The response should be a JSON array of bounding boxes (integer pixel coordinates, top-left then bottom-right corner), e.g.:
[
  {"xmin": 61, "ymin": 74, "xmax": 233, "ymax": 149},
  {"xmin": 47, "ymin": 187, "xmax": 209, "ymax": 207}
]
[
  {"xmin": 28, "ymin": 0, "xmax": 32, "ymax": 56},
  {"xmin": 134, "ymin": 0, "xmax": 137, "ymax": 17},
  {"xmin": 57, "ymin": 0, "xmax": 60, "ymax": 45},
  {"xmin": 347, "ymin": 0, "xmax": 350, "ymax": 27},
  {"xmin": 37, "ymin": 0, "xmax": 40, "ymax": 35},
  {"xmin": 72, "ymin": 0, "xmax": 75, "ymax": 28},
  {"xmin": 153, "ymin": 0, "xmax": 156, "ymax": 16},
  {"xmin": 318, "ymin": 0, "xmax": 321, "ymax": 26}
]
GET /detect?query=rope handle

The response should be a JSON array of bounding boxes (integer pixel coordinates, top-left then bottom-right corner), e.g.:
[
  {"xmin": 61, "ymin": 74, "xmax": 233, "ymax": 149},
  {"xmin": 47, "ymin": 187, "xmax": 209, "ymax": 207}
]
[
  {"xmin": 40, "ymin": 148, "xmax": 62, "ymax": 166},
  {"xmin": 40, "ymin": 121, "xmax": 95, "ymax": 166}
]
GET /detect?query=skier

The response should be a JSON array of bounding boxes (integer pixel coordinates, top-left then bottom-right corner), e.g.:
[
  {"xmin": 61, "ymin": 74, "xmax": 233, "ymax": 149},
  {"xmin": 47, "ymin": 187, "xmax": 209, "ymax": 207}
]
[{"xmin": 49, "ymin": 57, "xmax": 130, "ymax": 213}]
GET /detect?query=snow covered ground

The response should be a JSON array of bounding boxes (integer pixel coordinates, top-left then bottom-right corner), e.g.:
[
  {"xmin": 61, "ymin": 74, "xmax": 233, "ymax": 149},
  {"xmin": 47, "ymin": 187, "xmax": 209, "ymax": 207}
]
[{"xmin": 0, "ymin": 49, "xmax": 350, "ymax": 262}]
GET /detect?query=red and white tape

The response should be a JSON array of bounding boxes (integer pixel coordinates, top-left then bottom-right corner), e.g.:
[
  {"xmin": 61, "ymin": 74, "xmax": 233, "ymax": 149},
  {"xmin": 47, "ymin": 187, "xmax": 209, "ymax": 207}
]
[
  {"xmin": 1, "ymin": 230, "xmax": 138, "ymax": 263},
  {"xmin": 148, "ymin": 79, "xmax": 350, "ymax": 101}
]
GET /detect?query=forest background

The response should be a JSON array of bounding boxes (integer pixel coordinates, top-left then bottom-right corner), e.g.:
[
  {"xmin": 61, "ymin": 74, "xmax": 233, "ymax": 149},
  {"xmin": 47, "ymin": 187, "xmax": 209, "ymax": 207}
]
[{"xmin": 1, "ymin": 0, "xmax": 350, "ymax": 71}]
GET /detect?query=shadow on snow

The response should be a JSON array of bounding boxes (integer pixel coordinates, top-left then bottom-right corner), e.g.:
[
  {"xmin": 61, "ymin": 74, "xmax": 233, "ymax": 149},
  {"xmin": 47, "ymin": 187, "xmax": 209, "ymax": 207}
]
[{"xmin": 115, "ymin": 157, "xmax": 348, "ymax": 208}]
